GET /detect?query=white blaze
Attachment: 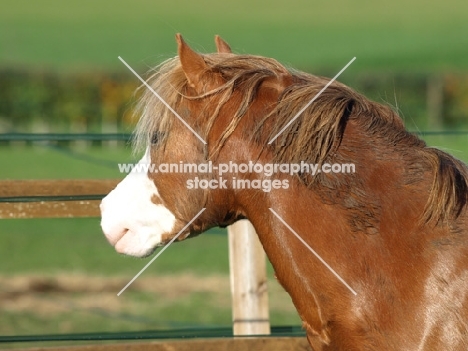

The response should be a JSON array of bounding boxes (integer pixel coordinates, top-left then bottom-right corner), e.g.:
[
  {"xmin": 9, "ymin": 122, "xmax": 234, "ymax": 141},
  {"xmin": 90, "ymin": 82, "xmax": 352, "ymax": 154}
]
[{"xmin": 100, "ymin": 149, "xmax": 176, "ymax": 257}]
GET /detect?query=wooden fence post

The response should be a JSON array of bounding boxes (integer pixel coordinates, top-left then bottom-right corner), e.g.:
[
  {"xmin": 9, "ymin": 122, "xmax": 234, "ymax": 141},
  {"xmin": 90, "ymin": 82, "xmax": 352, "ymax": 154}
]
[{"xmin": 228, "ymin": 219, "xmax": 270, "ymax": 335}]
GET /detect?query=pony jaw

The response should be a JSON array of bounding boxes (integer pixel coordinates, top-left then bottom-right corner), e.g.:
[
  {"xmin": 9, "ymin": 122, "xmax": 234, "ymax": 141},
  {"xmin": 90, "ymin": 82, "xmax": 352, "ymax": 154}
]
[{"xmin": 100, "ymin": 149, "xmax": 177, "ymax": 257}]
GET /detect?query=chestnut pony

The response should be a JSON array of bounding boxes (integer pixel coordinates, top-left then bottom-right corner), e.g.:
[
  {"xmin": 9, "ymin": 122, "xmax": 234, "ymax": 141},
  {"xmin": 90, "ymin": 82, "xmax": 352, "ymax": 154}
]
[{"xmin": 101, "ymin": 35, "xmax": 468, "ymax": 350}]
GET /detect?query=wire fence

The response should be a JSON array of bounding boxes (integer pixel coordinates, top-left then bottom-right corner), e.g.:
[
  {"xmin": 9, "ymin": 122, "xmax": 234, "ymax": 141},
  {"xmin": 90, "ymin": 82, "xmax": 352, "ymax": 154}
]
[
  {"xmin": 0, "ymin": 195, "xmax": 107, "ymax": 203},
  {"xmin": 1, "ymin": 130, "xmax": 468, "ymax": 143},
  {"xmin": 0, "ymin": 325, "xmax": 305, "ymax": 344},
  {"xmin": 0, "ymin": 133, "xmax": 132, "ymax": 142}
]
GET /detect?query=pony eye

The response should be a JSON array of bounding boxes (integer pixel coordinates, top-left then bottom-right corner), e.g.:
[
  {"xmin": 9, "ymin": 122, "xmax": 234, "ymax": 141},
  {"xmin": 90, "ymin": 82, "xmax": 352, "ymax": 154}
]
[{"xmin": 151, "ymin": 131, "xmax": 162, "ymax": 145}]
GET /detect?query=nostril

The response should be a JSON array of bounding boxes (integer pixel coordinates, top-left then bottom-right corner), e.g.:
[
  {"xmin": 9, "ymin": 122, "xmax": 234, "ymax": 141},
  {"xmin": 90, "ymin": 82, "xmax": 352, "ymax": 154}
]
[
  {"xmin": 104, "ymin": 227, "xmax": 129, "ymax": 246},
  {"xmin": 100, "ymin": 208, "xmax": 129, "ymax": 247}
]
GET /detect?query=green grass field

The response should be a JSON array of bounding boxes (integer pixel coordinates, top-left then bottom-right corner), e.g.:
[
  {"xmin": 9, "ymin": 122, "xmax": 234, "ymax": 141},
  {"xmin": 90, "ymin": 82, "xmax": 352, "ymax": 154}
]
[{"xmin": 0, "ymin": 0, "xmax": 467, "ymax": 72}]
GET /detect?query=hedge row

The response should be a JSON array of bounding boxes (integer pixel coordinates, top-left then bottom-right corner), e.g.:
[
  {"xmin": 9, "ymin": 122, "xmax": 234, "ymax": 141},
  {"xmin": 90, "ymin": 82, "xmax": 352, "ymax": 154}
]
[
  {"xmin": 0, "ymin": 69, "xmax": 139, "ymax": 132},
  {"xmin": 0, "ymin": 68, "xmax": 467, "ymax": 132}
]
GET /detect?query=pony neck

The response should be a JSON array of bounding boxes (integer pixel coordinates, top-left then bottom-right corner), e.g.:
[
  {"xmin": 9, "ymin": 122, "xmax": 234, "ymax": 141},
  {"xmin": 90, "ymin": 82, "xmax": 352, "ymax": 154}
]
[{"xmin": 235, "ymin": 119, "xmax": 436, "ymax": 345}]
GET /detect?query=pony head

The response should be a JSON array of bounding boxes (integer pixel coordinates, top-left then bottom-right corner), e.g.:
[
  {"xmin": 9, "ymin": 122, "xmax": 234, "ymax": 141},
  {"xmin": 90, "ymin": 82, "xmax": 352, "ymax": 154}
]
[{"xmin": 100, "ymin": 34, "xmax": 292, "ymax": 256}]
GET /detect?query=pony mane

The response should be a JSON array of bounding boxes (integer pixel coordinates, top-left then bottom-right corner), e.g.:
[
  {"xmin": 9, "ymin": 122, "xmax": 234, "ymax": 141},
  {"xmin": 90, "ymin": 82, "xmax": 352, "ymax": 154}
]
[
  {"xmin": 133, "ymin": 53, "xmax": 468, "ymax": 224},
  {"xmin": 132, "ymin": 53, "xmax": 288, "ymax": 154},
  {"xmin": 133, "ymin": 56, "xmax": 184, "ymax": 154},
  {"xmin": 263, "ymin": 76, "xmax": 468, "ymax": 224}
]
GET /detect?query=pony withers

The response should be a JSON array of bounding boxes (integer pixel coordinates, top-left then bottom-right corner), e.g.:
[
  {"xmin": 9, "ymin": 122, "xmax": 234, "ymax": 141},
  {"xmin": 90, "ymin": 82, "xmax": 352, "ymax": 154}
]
[{"xmin": 100, "ymin": 34, "xmax": 468, "ymax": 350}]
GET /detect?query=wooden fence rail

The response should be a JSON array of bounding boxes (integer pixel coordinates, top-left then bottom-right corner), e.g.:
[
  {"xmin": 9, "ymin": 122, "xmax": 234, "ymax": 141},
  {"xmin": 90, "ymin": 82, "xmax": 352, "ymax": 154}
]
[{"xmin": 0, "ymin": 179, "xmax": 118, "ymax": 219}]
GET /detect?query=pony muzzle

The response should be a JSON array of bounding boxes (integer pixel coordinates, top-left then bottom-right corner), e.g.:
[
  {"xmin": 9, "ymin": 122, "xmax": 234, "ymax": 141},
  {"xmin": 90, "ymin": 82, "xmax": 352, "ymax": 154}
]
[{"xmin": 99, "ymin": 150, "xmax": 177, "ymax": 257}]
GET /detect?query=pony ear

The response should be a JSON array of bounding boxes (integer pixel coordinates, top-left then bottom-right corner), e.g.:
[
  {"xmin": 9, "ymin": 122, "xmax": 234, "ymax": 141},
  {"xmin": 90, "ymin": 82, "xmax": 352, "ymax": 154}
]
[
  {"xmin": 176, "ymin": 33, "xmax": 208, "ymax": 89},
  {"xmin": 215, "ymin": 35, "xmax": 232, "ymax": 53}
]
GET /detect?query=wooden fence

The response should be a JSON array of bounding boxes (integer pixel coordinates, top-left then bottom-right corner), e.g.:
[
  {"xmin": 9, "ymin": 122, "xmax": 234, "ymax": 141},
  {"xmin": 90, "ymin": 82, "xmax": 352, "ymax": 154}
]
[{"xmin": 0, "ymin": 179, "xmax": 271, "ymax": 337}]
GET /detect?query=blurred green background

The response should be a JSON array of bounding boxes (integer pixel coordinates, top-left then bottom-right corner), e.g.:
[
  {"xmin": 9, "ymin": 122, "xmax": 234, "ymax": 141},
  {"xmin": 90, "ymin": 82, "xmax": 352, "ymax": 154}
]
[
  {"xmin": 1, "ymin": 0, "xmax": 468, "ymax": 132},
  {"xmin": 0, "ymin": 0, "xmax": 467, "ymax": 346}
]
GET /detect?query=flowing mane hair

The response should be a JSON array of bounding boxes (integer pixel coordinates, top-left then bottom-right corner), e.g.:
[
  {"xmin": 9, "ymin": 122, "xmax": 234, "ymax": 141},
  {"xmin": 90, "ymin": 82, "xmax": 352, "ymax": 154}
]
[{"xmin": 133, "ymin": 53, "xmax": 468, "ymax": 225}]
